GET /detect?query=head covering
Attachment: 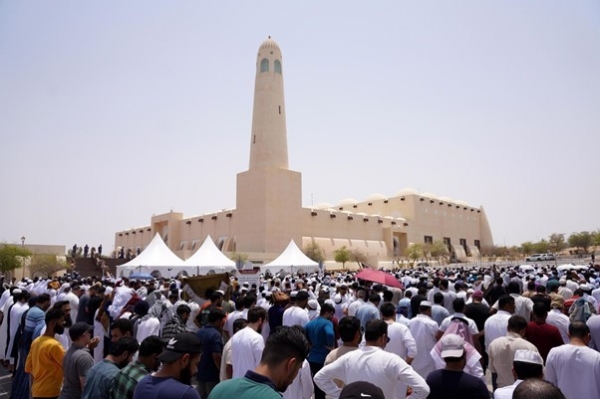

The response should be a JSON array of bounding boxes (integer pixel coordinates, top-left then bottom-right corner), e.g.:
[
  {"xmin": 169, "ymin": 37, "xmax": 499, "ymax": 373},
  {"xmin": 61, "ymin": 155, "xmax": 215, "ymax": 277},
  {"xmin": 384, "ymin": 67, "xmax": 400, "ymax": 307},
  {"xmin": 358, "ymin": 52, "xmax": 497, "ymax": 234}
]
[
  {"xmin": 419, "ymin": 301, "xmax": 432, "ymax": 308},
  {"xmin": 157, "ymin": 332, "xmax": 203, "ymax": 363},
  {"xmin": 514, "ymin": 349, "xmax": 544, "ymax": 366},
  {"xmin": 472, "ymin": 291, "xmax": 484, "ymax": 300},
  {"xmin": 340, "ymin": 382, "xmax": 384, "ymax": 399},
  {"xmin": 308, "ymin": 299, "xmax": 319, "ymax": 310},
  {"xmin": 440, "ymin": 334, "xmax": 465, "ymax": 358}
]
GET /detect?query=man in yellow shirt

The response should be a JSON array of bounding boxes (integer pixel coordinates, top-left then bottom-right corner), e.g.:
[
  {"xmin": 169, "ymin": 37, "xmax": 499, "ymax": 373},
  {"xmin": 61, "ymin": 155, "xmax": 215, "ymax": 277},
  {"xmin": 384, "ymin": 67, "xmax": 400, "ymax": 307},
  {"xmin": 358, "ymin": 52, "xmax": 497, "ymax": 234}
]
[{"xmin": 25, "ymin": 308, "xmax": 66, "ymax": 399}]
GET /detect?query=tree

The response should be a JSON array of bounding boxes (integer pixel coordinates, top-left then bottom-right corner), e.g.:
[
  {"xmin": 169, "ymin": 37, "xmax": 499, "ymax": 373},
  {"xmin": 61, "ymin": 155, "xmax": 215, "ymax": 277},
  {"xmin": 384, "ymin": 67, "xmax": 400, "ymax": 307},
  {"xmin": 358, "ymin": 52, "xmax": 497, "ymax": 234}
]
[
  {"xmin": 532, "ymin": 239, "xmax": 550, "ymax": 254},
  {"xmin": 592, "ymin": 229, "xmax": 600, "ymax": 247},
  {"xmin": 405, "ymin": 243, "xmax": 424, "ymax": 264},
  {"xmin": 0, "ymin": 244, "xmax": 31, "ymax": 274},
  {"xmin": 429, "ymin": 240, "xmax": 449, "ymax": 263},
  {"xmin": 334, "ymin": 246, "xmax": 351, "ymax": 269},
  {"xmin": 28, "ymin": 254, "xmax": 67, "ymax": 278},
  {"xmin": 548, "ymin": 233, "xmax": 567, "ymax": 254},
  {"xmin": 569, "ymin": 231, "xmax": 593, "ymax": 254},
  {"xmin": 349, "ymin": 248, "xmax": 368, "ymax": 268},
  {"xmin": 303, "ymin": 242, "xmax": 325, "ymax": 264},
  {"xmin": 520, "ymin": 242, "xmax": 535, "ymax": 256}
]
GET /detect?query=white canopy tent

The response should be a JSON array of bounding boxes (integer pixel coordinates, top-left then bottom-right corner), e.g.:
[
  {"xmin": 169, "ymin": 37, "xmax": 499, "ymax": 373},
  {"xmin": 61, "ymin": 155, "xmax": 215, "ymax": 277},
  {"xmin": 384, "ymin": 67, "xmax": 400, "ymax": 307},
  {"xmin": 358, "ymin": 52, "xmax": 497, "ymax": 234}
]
[
  {"xmin": 261, "ymin": 240, "xmax": 320, "ymax": 275},
  {"xmin": 184, "ymin": 235, "xmax": 237, "ymax": 275},
  {"xmin": 116, "ymin": 233, "xmax": 193, "ymax": 278}
]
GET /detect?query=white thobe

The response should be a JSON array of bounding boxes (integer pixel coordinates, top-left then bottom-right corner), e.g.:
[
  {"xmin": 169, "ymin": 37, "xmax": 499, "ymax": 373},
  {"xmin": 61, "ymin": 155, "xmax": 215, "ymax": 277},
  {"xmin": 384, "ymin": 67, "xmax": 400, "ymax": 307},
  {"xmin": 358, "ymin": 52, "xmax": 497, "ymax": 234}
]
[
  {"xmin": 0, "ymin": 290, "xmax": 10, "ymax": 310},
  {"xmin": 483, "ymin": 310, "xmax": 511, "ymax": 349},
  {"xmin": 93, "ymin": 309, "xmax": 107, "ymax": 364},
  {"xmin": 136, "ymin": 317, "xmax": 161, "ymax": 343},
  {"xmin": 346, "ymin": 299, "xmax": 364, "ymax": 317},
  {"xmin": 220, "ymin": 339, "xmax": 233, "ymax": 381},
  {"xmin": 546, "ymin": 344, "xmax": 600, "ymax": 399},
  {"xmin": 408, "ymin": 314, "xmax": 438, "ymax": 379},
  {"xmin": 7, "ymin": 302, "xmax": 28, "ymax": 363},
  {"xmin": 224, "ymin": 310, "xmax": 245, "ymax": 336},
  {"xmin": 493, "ymin": 380, "xmax": 522, "ymax": 399},
  {"xmin": 384, "ymin": 320, "xmax": 417, "ymax": 360},
  {"xmin": 282, "ymin": 306, "xmax": 309, "ymax": 328},
  {"xmin": 0, "ymin": 297, "xmax": 14, "ymax": 360},
  {"xmin": 231, "ymin": 327, "xmax": 264, "ymax": 378},
  {"xmin": 314, "ymin": 346, "xmax": 429, "ymax": 399},
  {"xmin": 546, "ymin": 309, "xmax": 570, "ymax": 343},
  {"xmin": 493, "ymin": 295, "xmax": 533, "ymax": 322},
  {"xmin": 282, "ymin": 360, "xmax": 313, "ymax": 399},
  {"xmin": 64, "ymin": 292, "xmax": 80, "ymax": 324}
]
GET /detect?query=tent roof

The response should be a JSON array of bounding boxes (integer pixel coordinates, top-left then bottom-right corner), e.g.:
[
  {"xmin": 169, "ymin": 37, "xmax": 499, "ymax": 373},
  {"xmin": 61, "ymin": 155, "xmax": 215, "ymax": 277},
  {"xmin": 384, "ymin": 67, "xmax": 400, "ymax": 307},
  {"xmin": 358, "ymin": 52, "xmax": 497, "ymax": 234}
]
[
  {"xmin": 117, "ymin": 233, "xmax": 186, "ymax": 268},
  {"xmin": 261, "ymin": 240, "xmax": 319, "ymax": 274},
  {"xmin": 184, "ymin": 235, "xmax": 236, "ymax": 272}
]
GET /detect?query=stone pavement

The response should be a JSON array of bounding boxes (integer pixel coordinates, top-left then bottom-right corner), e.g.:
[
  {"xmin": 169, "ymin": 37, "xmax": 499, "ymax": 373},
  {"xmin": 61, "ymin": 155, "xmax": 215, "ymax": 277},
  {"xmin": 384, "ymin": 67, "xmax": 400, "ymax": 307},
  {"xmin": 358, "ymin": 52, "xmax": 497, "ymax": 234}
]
[{"xmin": 0, "ymin": 365, "xmax": 11, "ymax": 398}]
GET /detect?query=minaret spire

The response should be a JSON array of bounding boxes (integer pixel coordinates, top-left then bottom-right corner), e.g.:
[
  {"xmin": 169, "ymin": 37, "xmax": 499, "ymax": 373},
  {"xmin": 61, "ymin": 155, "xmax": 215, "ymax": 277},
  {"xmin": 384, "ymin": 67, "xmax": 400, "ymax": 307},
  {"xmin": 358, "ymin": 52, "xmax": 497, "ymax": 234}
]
[{"xmin": 248, "ymin": 37, "xmax": 288, "ymax": 170}]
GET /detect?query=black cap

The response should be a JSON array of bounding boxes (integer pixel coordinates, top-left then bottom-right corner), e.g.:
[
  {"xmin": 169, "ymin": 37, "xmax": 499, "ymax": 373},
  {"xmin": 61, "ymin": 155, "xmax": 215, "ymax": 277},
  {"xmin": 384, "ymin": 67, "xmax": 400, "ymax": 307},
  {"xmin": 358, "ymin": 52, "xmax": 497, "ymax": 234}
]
[
  {"xmin": 157, "ymin": 332, "xmax": 202, "ymax": 363},
  {"xmin": 340, "ymin": 382, "xmax": 384, "ymax": 399},
  {"xmin": 69, "ymin": 322, "xmax": 94, "ymax": 341}
]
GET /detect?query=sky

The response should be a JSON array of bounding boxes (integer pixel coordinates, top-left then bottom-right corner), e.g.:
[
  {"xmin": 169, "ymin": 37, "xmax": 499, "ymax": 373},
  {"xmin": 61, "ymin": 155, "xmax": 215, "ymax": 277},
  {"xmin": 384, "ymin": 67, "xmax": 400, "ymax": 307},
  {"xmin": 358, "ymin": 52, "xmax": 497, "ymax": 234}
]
[{"xmin": 1, "ymin": 1, "xmax": 599, "ymax": 254}]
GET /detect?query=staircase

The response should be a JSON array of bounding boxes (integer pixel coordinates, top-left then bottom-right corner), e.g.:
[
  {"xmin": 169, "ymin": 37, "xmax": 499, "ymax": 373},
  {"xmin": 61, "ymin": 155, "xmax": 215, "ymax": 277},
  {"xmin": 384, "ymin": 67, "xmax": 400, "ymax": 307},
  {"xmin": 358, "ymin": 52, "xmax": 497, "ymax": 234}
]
[{"xmin": 71, "ymin": 257, "xmax": 128, "ymax": 277}]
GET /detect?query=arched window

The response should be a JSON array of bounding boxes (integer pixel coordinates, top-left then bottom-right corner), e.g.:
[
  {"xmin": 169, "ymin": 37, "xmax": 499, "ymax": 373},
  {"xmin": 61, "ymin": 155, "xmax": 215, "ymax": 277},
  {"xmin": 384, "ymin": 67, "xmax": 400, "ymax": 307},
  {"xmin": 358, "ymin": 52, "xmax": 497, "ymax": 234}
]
[
  {"xmin": 274, "ymin": 60, "xmax": 282, "ymax": 74},
  {"xmin": 260, "ymin": 58, "xmax": 269, "ymax": 73}
]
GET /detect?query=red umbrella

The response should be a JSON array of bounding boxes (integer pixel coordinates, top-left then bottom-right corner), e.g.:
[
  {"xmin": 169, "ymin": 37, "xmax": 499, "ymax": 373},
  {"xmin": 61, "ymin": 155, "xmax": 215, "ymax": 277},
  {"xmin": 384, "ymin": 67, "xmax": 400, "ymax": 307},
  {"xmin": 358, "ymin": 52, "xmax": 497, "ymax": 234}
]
[{"xmin": 355, "ymin": 269, "xmax": 403, "ymax": 289}]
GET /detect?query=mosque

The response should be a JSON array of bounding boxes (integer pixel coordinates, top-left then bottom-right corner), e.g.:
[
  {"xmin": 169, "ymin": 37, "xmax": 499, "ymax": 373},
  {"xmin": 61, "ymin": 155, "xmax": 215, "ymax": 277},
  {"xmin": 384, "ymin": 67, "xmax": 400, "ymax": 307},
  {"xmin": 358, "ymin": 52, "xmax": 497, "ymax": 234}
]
[{"xmin": 114, "ymin": 37, "xmax": 493, "ymax": 269}]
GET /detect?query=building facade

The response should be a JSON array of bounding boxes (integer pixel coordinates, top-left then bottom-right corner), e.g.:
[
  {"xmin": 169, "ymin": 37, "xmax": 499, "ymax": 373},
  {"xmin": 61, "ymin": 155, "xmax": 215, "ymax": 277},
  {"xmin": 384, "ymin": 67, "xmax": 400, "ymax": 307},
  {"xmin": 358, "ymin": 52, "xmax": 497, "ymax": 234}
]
[{"xmin": 115, "ymin": 37, "xmax": 493, "ymax": 268}]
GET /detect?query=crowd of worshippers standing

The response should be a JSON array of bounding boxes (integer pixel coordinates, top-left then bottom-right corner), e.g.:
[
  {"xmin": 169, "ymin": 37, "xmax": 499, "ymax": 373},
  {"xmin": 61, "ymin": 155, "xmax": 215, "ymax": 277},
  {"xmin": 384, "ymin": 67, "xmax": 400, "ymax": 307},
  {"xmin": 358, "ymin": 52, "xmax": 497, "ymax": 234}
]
[{"xmin": 1, "ymin": 262, "xmax": 599, "ymax": 399}]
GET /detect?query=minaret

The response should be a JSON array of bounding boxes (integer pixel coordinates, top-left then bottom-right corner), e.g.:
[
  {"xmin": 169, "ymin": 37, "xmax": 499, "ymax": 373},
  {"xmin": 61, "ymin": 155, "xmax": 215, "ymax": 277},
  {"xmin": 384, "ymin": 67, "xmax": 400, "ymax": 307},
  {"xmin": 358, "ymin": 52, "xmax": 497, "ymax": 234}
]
[
  {"xmin": 249, "ymin": 36, "xmax": 289, "ymax": 170},
  {"xmin": 235, "ymin": 37, "xmax": 302, "ymax": 258}
]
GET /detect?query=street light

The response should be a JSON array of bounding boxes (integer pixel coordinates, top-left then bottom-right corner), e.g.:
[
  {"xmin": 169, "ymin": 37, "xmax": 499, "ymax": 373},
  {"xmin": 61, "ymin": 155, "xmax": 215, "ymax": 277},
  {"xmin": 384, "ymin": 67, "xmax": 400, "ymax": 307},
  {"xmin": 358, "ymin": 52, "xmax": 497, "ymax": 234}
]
[{"xmin": 21, "ymin": 236, "xmax": 25, "ymax": 247}]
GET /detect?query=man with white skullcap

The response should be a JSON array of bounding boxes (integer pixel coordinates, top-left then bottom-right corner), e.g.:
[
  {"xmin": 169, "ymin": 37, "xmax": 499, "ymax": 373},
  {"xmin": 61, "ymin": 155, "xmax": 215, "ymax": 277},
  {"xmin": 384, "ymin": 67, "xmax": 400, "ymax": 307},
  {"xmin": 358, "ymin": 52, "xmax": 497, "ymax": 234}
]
[{"xmin": 493, "ymin": 349, "xmax": 543, "ymax": 399}]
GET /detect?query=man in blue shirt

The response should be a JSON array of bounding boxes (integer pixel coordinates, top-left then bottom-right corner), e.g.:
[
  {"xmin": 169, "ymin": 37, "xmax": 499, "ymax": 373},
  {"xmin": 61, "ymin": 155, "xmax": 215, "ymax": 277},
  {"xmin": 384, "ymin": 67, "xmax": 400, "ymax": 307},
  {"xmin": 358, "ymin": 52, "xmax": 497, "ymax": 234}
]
[
  {"xmin": 305, "ymin": 303, "xmax": 335, "ymax": 399},
  {"xmin": 356, "ymin": 294, "xmax": 381, "ymax": 331},
  {"xmin": 196, "ymin": 308, "xmax": 226, "ymax": 399}
]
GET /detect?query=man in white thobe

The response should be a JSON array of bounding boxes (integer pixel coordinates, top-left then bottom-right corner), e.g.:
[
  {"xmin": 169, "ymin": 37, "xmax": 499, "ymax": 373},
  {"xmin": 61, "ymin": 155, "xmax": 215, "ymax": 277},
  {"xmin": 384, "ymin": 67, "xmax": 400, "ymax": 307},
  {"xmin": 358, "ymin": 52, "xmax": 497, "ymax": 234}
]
[
  {"xmin": 484, "ymin": 295, "xmax": 514, "ymax": 350},
  {"xmin": 314, "ymin": 319, "xmax": 429, "ymax": 399},
  {"xmin": 493, "ymin": 349, "xmax": 543, "ymax": 399},
  {"xmin": 282, "ymin": 291, "xmax": 310, "ymax": 328},
  {"xmin": 408, "ymin": 301, "xmax": 438, "ymax": 379},
  {"xmin": 230, "ymin": 307, "xmax": 266, "ymax": 378},
  {"xmin": 545, "ymin": 321, "xmax": 600, "ymax": 399}
]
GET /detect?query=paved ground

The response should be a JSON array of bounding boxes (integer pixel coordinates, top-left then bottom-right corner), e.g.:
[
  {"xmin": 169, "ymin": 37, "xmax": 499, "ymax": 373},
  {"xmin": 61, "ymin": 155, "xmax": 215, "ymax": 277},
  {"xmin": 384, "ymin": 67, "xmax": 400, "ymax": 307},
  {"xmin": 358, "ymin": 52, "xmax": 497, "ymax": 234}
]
[{"xmin": 0, "ymin": 366, "xmax": 11, "ymax": 398}]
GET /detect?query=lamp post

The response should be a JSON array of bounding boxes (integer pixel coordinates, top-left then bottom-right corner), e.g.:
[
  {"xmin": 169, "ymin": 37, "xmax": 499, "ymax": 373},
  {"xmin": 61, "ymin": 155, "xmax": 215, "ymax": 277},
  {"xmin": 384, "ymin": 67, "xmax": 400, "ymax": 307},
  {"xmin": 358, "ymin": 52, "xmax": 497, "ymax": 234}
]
[{"xmin": 21, "ymin": 236, "xmax": 25, "ymax": 248}]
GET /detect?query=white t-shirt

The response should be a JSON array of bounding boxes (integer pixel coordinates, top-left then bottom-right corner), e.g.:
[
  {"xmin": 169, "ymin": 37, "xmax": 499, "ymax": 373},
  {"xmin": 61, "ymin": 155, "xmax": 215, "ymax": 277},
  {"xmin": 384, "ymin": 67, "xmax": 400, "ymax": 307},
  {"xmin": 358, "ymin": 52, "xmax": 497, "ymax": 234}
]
[
  {"xmin": 546, "ymin": 344, "xmax": 600, "ymax": 399},
  {"xmin": 231, "ymin": 327, "xmax": 264, "ymax": 378},
  {"xmin": 282, "ymin": 306, "xmax": 309, "ymax": 328},
  {"xmin": 484, "ymin": 310, "xmax": 511, "ymax": 350}
]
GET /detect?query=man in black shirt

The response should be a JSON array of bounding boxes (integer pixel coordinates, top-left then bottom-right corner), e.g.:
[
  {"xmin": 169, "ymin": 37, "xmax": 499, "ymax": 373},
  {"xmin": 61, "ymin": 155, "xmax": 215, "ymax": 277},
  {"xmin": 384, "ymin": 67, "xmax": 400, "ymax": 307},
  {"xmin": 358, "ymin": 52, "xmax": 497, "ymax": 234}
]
[
  {"xmin": 426, "ymin": 334, "xmax": 489, "ymax": 399},
  {"xmin": 465, "ymin": 291, "xmax": 490, "ymax": 372}
]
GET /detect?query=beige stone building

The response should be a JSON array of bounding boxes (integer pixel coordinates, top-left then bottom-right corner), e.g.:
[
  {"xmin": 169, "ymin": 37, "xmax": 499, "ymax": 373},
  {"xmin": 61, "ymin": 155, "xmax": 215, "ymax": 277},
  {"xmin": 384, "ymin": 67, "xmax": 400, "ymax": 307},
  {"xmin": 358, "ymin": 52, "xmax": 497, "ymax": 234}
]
[{"xmin": 115, "ymin": 37, "xmax": 493, "ymax": 268}]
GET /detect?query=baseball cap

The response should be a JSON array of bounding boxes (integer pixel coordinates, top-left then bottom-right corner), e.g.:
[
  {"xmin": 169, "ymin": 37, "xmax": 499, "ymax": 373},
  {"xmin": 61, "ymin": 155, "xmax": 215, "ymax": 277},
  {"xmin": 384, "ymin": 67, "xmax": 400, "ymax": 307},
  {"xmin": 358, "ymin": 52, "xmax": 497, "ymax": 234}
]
[
  {"xmin": 157, "ymin": 332, "xmax": 203, "ymax": 363},
  {"xmin": 440, "ymin": 334, "xmax": 465, "ymax": 358},
  {"xmin": 340, "ymin": 381, "xmax": 384, "ymax": 399},
  {"xmin": 472, "ymin": 291, "xmax": 484, "ymax": 300},
  {"xmin": 69, "ymin": 322, "xmax": 94, "ymax": 341}
]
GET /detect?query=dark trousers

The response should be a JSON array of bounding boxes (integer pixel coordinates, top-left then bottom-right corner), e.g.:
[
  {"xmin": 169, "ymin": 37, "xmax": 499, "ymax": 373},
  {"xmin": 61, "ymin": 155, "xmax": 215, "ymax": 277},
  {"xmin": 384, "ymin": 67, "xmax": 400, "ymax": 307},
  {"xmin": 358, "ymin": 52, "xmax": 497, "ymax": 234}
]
[
  {"xmin": 309, "ymin": 361, "xmax": 325, "ymax": 399},
  {"xmin": 197, "ymin": 380, "xmax": 219, "ymax": 399}
]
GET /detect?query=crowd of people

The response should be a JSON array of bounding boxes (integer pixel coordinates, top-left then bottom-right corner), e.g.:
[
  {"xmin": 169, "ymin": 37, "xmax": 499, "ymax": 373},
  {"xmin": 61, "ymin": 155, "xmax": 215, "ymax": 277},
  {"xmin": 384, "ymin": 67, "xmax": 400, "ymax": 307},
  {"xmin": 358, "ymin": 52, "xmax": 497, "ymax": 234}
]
[{"xmin": 0, "ymin": 261, "xmax": 599, "ymax": 399}]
